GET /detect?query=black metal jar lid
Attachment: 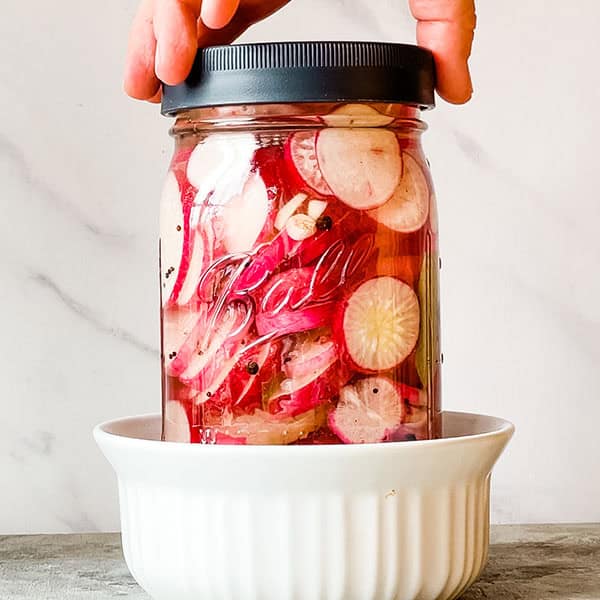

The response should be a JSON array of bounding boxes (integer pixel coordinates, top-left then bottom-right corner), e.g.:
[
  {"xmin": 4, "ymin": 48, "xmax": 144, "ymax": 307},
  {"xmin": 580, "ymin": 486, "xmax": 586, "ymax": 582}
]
[{"xmin": 161, "ymin": 41, "xmax": 435, "ymax": 116}]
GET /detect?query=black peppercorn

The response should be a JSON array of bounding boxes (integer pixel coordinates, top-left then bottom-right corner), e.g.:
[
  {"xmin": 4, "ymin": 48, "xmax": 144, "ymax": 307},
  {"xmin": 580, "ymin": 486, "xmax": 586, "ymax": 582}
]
[
  {"xmin": 316, "ymin": 215, "xmax": 333, "ymax": 231},
  {"xmin": 246, "ymin": 361, "xmax": 259, "ymax": 375}
]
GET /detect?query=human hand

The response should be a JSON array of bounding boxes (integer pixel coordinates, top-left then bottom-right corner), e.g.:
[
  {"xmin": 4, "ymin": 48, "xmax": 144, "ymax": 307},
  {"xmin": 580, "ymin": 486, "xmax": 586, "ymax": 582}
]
[
  {"xmin": 124, "ymin": 0, "xmax": 475, "ymax": 105},
  {"xmin": 409, "ymin": 0, "xmax": 475, "ymax": 103},
  {"xmin": 124, "ymin": 0, "xmax": 291, "ymax": 102}
]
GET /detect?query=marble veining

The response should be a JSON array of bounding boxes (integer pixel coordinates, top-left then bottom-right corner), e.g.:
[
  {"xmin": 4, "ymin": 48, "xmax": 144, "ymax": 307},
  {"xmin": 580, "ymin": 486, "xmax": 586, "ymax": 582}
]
[
  {"xmin": 31, "ymin": 272, "xmax": 156, "ymax": 356},
  {"xmin": 0, "ymin": 134, "xmax": 133, "ymax": 243},
  {"xmin": 9, "ymin": 431, "xmax": 56, "ymax": 463}
]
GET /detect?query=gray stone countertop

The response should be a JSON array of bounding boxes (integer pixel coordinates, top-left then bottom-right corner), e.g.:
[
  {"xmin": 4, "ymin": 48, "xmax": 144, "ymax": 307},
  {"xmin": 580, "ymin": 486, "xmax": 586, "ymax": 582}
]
[{"xmin": 1, "ymin": 524, "xmax": 599, "ymax": 599}]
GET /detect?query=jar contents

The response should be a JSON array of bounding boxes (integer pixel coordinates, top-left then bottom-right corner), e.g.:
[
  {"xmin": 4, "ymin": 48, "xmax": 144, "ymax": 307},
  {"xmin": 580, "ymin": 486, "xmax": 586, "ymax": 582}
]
[{"xmin": 161, "ymin": 103, "xmax": 440, "ymax": 445}]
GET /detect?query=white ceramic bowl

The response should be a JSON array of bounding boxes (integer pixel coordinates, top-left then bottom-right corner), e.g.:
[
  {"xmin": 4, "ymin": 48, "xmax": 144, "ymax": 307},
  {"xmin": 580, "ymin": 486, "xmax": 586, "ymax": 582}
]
[{"xmin": 95, "ymin": 411, "xmax": 513, "ymax": 600}]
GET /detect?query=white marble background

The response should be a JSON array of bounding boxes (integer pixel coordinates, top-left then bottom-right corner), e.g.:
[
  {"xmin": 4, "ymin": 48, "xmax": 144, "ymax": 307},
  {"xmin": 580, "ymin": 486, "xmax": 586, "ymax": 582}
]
[{"xmin": 0, "ymin": 0, "xmax": 598, "ymax": 534}]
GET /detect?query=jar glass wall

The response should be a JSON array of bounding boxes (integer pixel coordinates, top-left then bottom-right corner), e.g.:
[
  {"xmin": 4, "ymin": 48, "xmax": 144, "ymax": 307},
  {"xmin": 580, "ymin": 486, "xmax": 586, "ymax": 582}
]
[{"xmin": 160, "ymin": 102, "xmax": 441, "ymax": 444}]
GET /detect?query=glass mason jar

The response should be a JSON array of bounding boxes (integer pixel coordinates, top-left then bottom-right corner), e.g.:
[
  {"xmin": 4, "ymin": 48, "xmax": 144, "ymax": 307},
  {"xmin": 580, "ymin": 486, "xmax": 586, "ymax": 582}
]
[{"xmin": 159, "ymin": 42, "xmax": 441, "ymax": 445}]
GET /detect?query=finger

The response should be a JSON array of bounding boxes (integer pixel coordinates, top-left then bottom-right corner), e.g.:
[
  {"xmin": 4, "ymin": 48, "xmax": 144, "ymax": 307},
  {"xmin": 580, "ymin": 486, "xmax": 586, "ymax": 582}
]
[
  {"xmin": 124, "ymin": 0, "xmax": 161, "ymax": 100},
  {"xmin": 201, "ymin": 0, "xmax": 241, "ymax": 29},
  {"xmin": 148, "ymin": 89, "xmax": 163, "ymax": 103},
  {"xmin": 154, "ymin": 0, "xmax": 202, "ymax": 85},
  {"xmin": 409, "ymin": 0, "xmax": 476, "ymax": 104},
  {"xmin": 196, "ymin": 1, "xmax": 292, "ymax": 46},
  {"xmin": 196, "ymin": 12, "xmax": 249, "ymax": 47}
]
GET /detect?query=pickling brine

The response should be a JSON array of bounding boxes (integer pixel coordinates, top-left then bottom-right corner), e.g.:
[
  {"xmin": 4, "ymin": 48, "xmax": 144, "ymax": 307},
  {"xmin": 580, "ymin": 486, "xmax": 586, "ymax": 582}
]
[{"xmin": 159, "ymin": 43, "xmax": 440, "ymax": 445}]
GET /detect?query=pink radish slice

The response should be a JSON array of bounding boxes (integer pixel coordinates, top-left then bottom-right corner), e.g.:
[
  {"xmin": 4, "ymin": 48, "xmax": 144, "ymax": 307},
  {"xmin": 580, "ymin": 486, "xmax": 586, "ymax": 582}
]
[
  {"xmin": 282, "ymin": 332, "xmax": 337, "ymax": 380},
  {"xmin": 168, "ymin": 304, "xmax": 209, "ymax": 377},
  {"xmin": 368, "ymin": 153, "xmax": 430, "ymax": 233},
  {"xmin": 256, "ymin": 303, "xmax": 333, "ymax": 338},
  {"xmin": 177, "ymin": 303, "xmax": 249, "ymax": 382},
  {"xmin": 209, "ymin": 406, "xmax": 328, "ymax": 445},
  {"xmin": 222, "ymin": 172, "xmax": 270, "ymax": 253},
  {"xmin": 230, "ymin": 342, "xmax": 274, "ymax": 409},
  {"xmin": 259, "ymin": 267, "xmax": 322, "ymax": 313},
  {"xmin": 160, "ymin": 172, "xmax": 187, "ymax": 306},
  {"xmin": 286, "ymin": 132, "xmax": 333, "ymax": 196},
  {"xmin": 176, "ymin": 204, "xmax": 207, "ymax": 306},
  {"xmin": 340, "ymin": 276, "xmax": 420, "ymax": 372},
  {"xmin": 234, "ymin": 219, "xmax": 341, "ymax": 297},
  {"xmin": 235, "ymin": 231, "xmax": 306, "ymax": 294},
  {"xmin": 276, "ymin": 366, "xmax": 337, "ymax": 416},
  {"xmin": 329, "ymin": 376, "xmax": 403, "ymax": 444},
  {"xmin": 263, "ymin": 333, "xmax": 338, "ymax": 416},
  {"xmin": 214, "ymin": 433, "xmax": 247, "ymax": 445},
  {"xmin": 187, "ymin": 338, "xmax": 247, "ymax": 399},
  {"xmin": 203, "ymin": 339, "xmax": 276, "ymax": 406},
  {"xmin": 256, "ymin": 267, "xmax": 336, "ymax": 337},
  {"xmin": 322, "ymin": 104, "xmax": 394, "ymax": 128},
  {"xmin": 187, "ymin": 133, "xmax": 257, "ymax": 200},
  {"xmin": 316, "ymin": 129, "xmax": 401, "ymax": 210},
  {"xmin": 163, "ymin": 400, "xmax": 191, "ymax": 443}
]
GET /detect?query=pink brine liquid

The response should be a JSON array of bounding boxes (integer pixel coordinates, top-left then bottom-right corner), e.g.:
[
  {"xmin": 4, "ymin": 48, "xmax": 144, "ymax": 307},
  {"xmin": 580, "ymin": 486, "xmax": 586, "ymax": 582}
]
[{"xmin": 160, "ymin": 103, "xmax": 441, "ymax": 445}]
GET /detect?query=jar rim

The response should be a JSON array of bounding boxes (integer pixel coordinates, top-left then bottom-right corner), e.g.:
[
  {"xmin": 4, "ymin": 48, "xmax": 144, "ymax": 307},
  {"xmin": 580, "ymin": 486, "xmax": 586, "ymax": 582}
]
[{"xmin": 168, "ymin": 102, "xmax": 428, "ymax": 137}]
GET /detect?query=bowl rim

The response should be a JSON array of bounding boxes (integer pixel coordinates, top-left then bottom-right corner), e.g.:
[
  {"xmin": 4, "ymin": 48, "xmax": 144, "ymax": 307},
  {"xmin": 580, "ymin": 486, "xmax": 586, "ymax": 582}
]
[{"xmin": 94, "ymin": 411, "xmax": 515, "ymax": 455}]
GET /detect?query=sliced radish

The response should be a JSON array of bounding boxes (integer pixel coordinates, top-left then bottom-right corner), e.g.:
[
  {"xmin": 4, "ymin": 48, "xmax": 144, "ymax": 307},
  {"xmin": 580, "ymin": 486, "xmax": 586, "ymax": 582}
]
[
  {"xmin": 163, "ymin": 400, "xmax": 191, "ymax": 443},
  {"xmin": 259, "ymin": 267, "xmax": 316, "ymax": 314},
  {"xmin": 176, "ymin": 204, "xmax": 207, "ymax": 306},
  {"xmin": 275, "ymin": 193, "xmax": 307, "ymax": 231},
  {"xmin": 276, "ymin": 366, "xmax": 337, "ymax": 416},
  {"xmin": 177, "ymin": 303, "xmax": 249, "ymax": 381},
  {"xmin": 160, "ymin": 172, "xmax": 188, "ymax": 306},
  {"xmin": 285, "ymin": 132, "xmax": 333, "ymax": 196},
  {"xmin": 170, "ymin": 146, "xmax": 193, "ymax": 172},
  {"xmin": 307, "ymin": 199, "xmax": 328, "ymax": 220},
  {"xmin": 316, "ymin": 129, "xmax": 401, "ymax": 210},
  {"xmin": 233, "ymin": 212, "xmax": 357, "ymax": 297},
  {"xmin": 322, "ymin": 104, "xmax": 394, "ymax": 128},
  {"xmin": 162, "ymin": 306, "xmax": 203, "ymax": 376},
  {"xmin": 368, "ymin": 153, "xmax": 430, "ymax": 233},
  {"xmin": 209, "ymin": 406, "xmax": 328, "ymax": 445},
  {"xmin": 200, "ymin": 339, "xmax": 279, "ymax": 412},
  {"xmin": 233, "ymin": 234, "xmax": 296, "ymax": 294},
  {"xmin": 165, "ymin": 375, "xmax": 200, "ymax": 403},
  {"xmin": 256, "ymin": 267, "xmax": 336, "ymax": 337},
  {"xmin": 256, "ymin": 303, "xmax": 334, "ymax": 338},
  {"xmin": 187, "ymin": 133, "xmax": 256, "ymax": 200},
  {"xmin": 221, "ymin": 173, "xmax": 270, "ymax": 253},
  {"xmin": 262, "ymin": 331, "xmax": 339, "ymax": 416},
  {"xmin": 285, "ymin": 213, "xmax": 317, "ymax": 241},
  {"xmin": 229, "ymin": 342, "xmax": 275, "ymax": 410},
  {"xmin": 282, "ymin": 331, "xmax": 337, "ymax": 380},
  {"xmin": 387, "ymin": 420, "xmax": 427, "ymax": 442},
  {"xmin": 329, "ymin": 376, "xmax": 403, "ymax": 444},
  {"xmin": 339, "ymin": 276, "xmax": 420, "ymax": 371}
]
